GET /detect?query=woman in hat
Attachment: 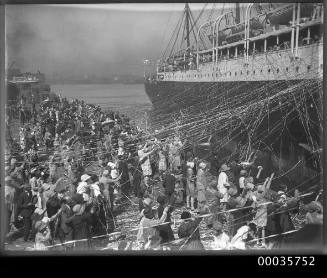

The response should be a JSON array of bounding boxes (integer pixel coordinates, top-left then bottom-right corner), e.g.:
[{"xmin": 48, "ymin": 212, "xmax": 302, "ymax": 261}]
[
  {"xmin": 177, "ymin": 211, "xmax": 204, "ymax": 250},
  {"xmin": 168, "ymin": 137, "xmax": 184, "ymax": 172},
  {"xmin": 239, "ymin": 169, "xmax": 247, "ymax": 190},
  {"xmin": 230, "ymin": 222, "xmax": 257, "ymax": 250},
  {"xmin": 185, "ymin": 152, "xmax": 196, "ymax": 210},
  {"xmin": 196, "ymin": 162, "xmax": 208, "ymax": 212},
  {"xmin": 99, "ymin": 170, "xmax": 117, "ymax": 210},
  {"xmin": 303, "ymin": 201, "xmax": 323, "ymax": 225},
  {"xmin": 77, "ymin": 174, "xmax": 92, "ymax": 201},
  {"xmin": 210, "ymin": 221, "xmax": 230, "ymax": 250},
  {"xmin": 158, "ymin": 145, "xmax": 168, "ymax": 181},
  {"xmin": 65, "ymin": 203, "xmax": 94, "ymax": 251},
  {"xmin": 252, "ymin": 183, "xmax": 269, "ymax": 246},
  {"xmin": 217, "ymin": 164, "xmax": 231, "ymax": 210},
  {"xmin": 34, "ymin": 220, "xmax": 51, "ymax": 250}
]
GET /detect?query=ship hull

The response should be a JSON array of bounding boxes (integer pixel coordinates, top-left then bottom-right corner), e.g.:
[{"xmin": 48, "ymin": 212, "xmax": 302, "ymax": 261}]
[{"xmin": 145, "ymin": 80, "xmax": 320, "ymax": 113}]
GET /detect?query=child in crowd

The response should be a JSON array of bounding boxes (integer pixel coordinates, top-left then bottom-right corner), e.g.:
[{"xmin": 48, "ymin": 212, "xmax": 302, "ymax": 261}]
[{"xmin": 210, "ymin": 221, "xmax": 230, "ymax": 250}]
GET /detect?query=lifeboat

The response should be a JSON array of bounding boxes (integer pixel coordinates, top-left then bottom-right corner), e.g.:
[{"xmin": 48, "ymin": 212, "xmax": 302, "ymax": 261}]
[{"xmin": 267, "ymin": 4, "xmax": 314, "ymax": 25}]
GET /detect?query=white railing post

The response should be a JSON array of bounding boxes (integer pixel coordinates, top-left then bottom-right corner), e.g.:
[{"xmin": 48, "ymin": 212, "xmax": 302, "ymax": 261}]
[
  {"xmin": 295, "ymin": 2, "xmax": 301, "ymax": 57},
  {"xmin": 196, "ymin": 21, "xmax": 212, "ymax": 70},
  {"xmin": 213, "ymin": 12, "xmax": 233, "ymax": 64},
  {"xmin": 245, "ymin": 3, "xmax": 254, "ymax": 62},
  {"xmin": 291, "ymin": 3, "xmax": 296, "ymax": 53}
]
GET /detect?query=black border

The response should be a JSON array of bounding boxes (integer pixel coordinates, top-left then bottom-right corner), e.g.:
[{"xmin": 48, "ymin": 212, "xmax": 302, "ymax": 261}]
[{"xmin": 0, "ymin": 1, "xmax": 326, "ymax": 270}]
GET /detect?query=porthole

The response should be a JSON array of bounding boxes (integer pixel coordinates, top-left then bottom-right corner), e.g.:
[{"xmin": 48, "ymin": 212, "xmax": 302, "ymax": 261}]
[
  {"xmin": 277, "ymin": 68, "xmax": 279, "ymax": 73},
  {"xmin": 260, "ymin": 69, "xmax": 263, "ymax": 73},
  {"xmin": 268, "ymin": 69, "xmax": 271, "ymax": 73}
]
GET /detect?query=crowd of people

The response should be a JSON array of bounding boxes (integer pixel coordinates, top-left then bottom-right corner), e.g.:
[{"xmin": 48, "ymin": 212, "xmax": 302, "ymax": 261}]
[{"xmin": 4, "ymin": 94, "xmax": 323, "ymax": 251}]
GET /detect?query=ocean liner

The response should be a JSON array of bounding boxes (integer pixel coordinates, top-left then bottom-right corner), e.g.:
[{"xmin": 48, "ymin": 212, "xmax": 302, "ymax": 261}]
[
  {"xmin": 145, "ymin": 3, "xmax": 322, "ymax": 111},
  {"xmin": 144, "ymin": 3, "xmax": 323, "ymax": 186}
]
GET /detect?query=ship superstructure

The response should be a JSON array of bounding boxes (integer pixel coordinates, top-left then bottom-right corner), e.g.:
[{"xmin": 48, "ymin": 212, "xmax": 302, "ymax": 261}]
[{"xmin": 145, "ymin": 3, "xmax": 323, "ymax": 109}]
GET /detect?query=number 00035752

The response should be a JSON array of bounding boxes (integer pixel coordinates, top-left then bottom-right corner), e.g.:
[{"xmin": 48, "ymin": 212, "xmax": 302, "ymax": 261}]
[{"xmin": 258, "ymin": 256, "xmax": 315, "ymax": 266}]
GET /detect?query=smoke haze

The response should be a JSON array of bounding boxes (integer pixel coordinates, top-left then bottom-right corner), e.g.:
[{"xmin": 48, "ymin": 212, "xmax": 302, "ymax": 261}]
[
  {"xmin": 6, "ymin": 4, "xmax": 182, "ymax": 80},
  {"xmin": 6, "ymin": 4, "xmax": 226, "ymax": 80}
]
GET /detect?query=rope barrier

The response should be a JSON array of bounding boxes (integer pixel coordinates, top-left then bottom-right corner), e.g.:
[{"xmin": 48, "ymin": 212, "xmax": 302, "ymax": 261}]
[{"xmin": 44, "ymin": 191, "xmax": 314, "ymax": 250}]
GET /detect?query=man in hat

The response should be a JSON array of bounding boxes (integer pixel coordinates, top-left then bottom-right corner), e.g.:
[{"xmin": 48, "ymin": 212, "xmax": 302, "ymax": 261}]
[
  {"xmin": 55, "ymin": 196, "xmax": 74, "ymax": 245},
  {"xmin": 137, "ymin": 202, "xmax": 169, "ymax": 247},
  {"xmin": 265, "ymin": 190, "xmax": 297, "ymax": 247},
  {"xmin": 17, "ymin": 183, "xmax": 35, "ymax": 241},
  {"xmin": 162, "ymin": 168, "xmax": 176, "ymax": 206},
  {"xmin": 46, "ymin": 184, "xmax": 67, "ymax": 243},
  {"xmin": 41, "ymin": 173, "xmax": 56, "ymax": 205},
  {"xmin": 217, "ymin": 163, "xmax": 231, "ymax": 210},
  {"xmin": 156, "ymin": 195, "xmax": 175, "ymax": 243},
  {"xmin": 138, "ymin": 142, "xmax": 157, "ymax": 191},
  {"xmin": 252, "ymin": 184, "xmax": 269, "ymax": 247},
  {"xmin": 117, "ymin": 154, "xmax": 131, "ymax": 199}
]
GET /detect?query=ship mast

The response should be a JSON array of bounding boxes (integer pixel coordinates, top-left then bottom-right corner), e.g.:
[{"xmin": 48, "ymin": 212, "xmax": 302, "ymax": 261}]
[
  {"xmin": 185, "ymin": 3, "xmax": 191, "ymax": 54},
  {"xmin": 235, "ymin": 3, "xmax": 240, "ymax": 24}
]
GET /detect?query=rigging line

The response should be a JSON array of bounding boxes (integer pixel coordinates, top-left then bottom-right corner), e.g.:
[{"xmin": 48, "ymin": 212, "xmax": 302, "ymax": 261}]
[
  {"xmin": 180, "ymin": 13, "xmax": 186, "ymax": 50},
  {"xmin": 189, "ymin": 11, "xmax": 199, "ymax": 47},
  {"xmin": 168, "ymin": 11, "xmax": 185, "ymax": 58},
  {"xmin": 159, "ymin": 10, "xmax": 175, "ymax": 59},
  {"xmin": 188, "ymin": 3, "xmax": 208, "ymax": 35},
  {"xmin": 207, "ymin": 3, "xmax": 216, "ymax": 22},
  {"xmin": 162, "ymin": 12, "xmax": 184, "ymax": 59}
]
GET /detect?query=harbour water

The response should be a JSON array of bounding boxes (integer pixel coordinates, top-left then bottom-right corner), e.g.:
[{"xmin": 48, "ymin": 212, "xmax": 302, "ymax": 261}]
[{"xmin": 51, "ymin": 83, "xmax": 153, "ymax": 129}]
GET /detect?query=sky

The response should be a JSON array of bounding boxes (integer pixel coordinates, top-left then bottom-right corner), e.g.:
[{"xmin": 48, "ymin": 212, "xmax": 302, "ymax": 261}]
[{"xmin": 5, "ymin": 3, "xmax": 234, "ymax": 79}]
